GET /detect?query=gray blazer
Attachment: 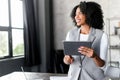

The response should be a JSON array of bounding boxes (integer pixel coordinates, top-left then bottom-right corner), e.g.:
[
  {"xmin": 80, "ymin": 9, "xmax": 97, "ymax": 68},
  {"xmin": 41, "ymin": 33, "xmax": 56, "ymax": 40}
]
[{"xmin": 66, "ymin": 27, "xmax": 106, "ymax": 80}]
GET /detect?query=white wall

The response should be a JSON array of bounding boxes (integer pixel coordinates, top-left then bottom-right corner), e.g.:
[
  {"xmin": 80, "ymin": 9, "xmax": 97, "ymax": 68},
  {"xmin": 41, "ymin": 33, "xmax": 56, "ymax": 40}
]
[{"xmin": 53, "ymin": 0, "xmax": 80, "ymax": 50}]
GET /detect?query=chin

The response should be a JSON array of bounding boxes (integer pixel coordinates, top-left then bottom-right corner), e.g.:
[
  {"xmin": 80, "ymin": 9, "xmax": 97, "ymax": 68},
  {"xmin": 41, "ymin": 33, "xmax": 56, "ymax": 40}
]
[
  {"xmin": 76, "ymin": 23, "xmax": 81, "ymax": 26},
  {"xmin": 77, "ymin": 24, "xmax": 81, "ymax": 26}
]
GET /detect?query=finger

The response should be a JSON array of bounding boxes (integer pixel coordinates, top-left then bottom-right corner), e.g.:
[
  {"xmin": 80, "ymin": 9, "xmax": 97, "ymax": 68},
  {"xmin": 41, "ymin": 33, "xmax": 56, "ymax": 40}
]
[
  {"xmin": 65, "ymin": 55, "xmax": 69, "ymax": 57},
  {"xmin": 79, "ymin": 46, "xmax": 92, "ymax": 52},
  {"xmin": 70, "ymin": 58, "xmax": 74, "ymax": 63},
  {"xmin": 78, "ymin": 48, "xmax": 87, "ymax": 53},
  {"xmin": 78, "ymin": 50, "xmax": 87, "ymax": 55},
  {"xmin": 79, "ymin": 48, "xmax": 91, "ymax": 55},
  {"xmin": 78, "ymin": 46, "xmax": 87, "ymax": 51},
  {"xmin": 65, "ymin": 55, "xmax": 72, "ymax": 60},
  {"xmin": 66, "ymin": 56, "xmax": 73, "ymax": 64}
]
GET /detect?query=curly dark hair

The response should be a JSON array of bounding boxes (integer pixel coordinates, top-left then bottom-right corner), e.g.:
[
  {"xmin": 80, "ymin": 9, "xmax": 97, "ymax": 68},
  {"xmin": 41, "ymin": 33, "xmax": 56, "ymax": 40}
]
[{"xmin": 71, "ymin": 1, "xmax": 104, "ymax": 30}]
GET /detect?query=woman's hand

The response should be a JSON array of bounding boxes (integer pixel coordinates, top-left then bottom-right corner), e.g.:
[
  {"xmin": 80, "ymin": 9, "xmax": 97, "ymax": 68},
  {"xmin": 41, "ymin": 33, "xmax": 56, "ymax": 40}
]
[
  {"xmin": 78, "ymin": 46, "xmax": 105, "ymax": 67},
  {"xmin": 78, "ymin": 46, "xmax": 96, "ymax": 58},
  {"xmin": 63, "ymin": 55, "xmax": 74, "ymax": 65}
]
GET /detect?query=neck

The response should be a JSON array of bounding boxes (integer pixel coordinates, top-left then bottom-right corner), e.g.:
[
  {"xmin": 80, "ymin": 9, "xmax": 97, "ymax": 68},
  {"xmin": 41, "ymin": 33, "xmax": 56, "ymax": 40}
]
[{"xmin": 80, "ymin": 25, "xmax": 91, "ymax": 34}]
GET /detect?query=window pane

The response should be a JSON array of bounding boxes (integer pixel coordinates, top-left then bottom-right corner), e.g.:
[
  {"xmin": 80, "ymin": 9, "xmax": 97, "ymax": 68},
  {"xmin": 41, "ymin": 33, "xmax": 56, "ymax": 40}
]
[
  {"xmin": 0, "ymin": 0, "xmax": 9, "ymax": 27},
  {"xmin": 12, "ymin": 29, "xmax": 24, "ymax": 56},
  {"xmin": 11, "ymin": 0, "xmax": 23, "ymax": 28},
  {"xmin": 0, "ymin": 31, "xmax": 9, "ymax": 57}
]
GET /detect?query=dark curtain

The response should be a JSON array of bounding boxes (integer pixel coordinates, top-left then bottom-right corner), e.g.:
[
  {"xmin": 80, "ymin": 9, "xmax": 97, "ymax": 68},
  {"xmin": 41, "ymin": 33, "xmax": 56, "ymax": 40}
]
[{"xmin": 23, "ymin": 0, "xmax": 40, "ymax": 66}]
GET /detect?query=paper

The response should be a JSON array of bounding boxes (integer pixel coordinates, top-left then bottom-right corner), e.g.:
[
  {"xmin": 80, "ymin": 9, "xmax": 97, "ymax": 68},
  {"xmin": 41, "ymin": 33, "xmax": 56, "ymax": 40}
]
[{"xmin": 50, "ymin": 76, "xmax": 70, "ymax": 80}]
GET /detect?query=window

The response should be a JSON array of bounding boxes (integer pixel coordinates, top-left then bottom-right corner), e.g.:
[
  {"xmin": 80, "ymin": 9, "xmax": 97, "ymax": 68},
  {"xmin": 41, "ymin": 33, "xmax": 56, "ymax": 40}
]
[{"xmin": 0, "ymin": 0, "xmax": 24, "ymax": 58}]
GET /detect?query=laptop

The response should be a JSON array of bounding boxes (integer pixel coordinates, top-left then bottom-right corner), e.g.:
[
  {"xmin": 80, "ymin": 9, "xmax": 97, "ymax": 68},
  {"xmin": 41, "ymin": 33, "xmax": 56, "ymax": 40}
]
[
  {"xmin": 63, "ymin": 41, "xmax": 92, "ymax": 55},
  {"xmin": 21, "ymin": 67, "xmax": 44, "ymax": 80}
]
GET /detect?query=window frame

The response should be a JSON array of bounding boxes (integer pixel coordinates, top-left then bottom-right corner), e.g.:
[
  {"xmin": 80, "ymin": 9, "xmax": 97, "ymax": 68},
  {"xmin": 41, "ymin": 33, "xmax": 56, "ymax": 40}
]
[{"xmin": 0, "ymin": 0, "xmax": 24, "ymax": 59}]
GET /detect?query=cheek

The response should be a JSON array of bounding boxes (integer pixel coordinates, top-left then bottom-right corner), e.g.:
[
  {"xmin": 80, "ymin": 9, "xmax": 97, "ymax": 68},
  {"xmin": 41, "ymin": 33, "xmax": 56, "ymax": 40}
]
[
  {"xmin": 82, "ymin": 16, "xmax": 86, "ymax": 22},
  {"xmin": 83, "ymin": 16, "xmax": 86, "ymax": 20}
]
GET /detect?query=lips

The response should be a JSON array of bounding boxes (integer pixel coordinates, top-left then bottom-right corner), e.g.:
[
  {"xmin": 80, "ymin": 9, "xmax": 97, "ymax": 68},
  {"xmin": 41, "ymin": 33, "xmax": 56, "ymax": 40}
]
[{"xmin": 76, "ymin": 19, "xmax": 81, "ymax": 23}]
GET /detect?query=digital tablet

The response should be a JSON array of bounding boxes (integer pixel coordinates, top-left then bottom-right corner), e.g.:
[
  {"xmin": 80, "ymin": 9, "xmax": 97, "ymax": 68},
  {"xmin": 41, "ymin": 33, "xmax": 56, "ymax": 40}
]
[{"xmin": 63, "ymin": 41, "xmax": 92, "ymax": 55}]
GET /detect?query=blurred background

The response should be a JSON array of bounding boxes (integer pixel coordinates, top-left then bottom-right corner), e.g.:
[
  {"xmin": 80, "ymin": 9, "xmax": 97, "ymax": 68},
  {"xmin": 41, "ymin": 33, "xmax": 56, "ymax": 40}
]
[{"xmin": 0, "ymin": 0, "xmax": 120, "ymax": 79}]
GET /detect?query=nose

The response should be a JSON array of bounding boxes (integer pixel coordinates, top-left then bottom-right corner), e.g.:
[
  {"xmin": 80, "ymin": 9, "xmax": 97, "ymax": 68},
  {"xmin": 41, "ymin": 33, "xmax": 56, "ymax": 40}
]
[
  {"xmin": 75, "ymin": 15, "xmax": 79, "ymax": 18},
  {"xmin": 75, "ymin": 14, "xmax": 81, "ymax": 20}
]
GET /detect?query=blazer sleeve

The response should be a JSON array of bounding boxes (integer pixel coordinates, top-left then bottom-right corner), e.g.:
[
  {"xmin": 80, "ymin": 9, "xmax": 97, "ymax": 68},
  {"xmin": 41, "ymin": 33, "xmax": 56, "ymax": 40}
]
[{"xmin": 100, "ymin": 32, "xmax": 109, "ymax": 69}]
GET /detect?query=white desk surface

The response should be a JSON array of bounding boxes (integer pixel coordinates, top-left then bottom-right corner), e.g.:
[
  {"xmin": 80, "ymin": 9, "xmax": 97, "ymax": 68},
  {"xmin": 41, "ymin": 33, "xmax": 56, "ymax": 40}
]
[
  {"xmin": 0, "ymin": 71, "xmax": 119, "ymax": 80},
  {"xmin": 0, "ymin": 72, "xmax": 67, "ymax": 80}
]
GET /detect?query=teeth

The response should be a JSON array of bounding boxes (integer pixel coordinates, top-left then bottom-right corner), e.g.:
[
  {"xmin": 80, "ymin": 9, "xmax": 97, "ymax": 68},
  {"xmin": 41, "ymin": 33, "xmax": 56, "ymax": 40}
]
[{"xmin": 76, "ymin": 20, "xmax": 81, "ymax": 22}]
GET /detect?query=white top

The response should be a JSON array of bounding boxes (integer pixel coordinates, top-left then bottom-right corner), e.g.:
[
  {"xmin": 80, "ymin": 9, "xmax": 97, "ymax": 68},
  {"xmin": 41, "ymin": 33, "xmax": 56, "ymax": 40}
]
[{"xmin": 79, "ymin": 34, "xmax": 89, "ymax": 41}]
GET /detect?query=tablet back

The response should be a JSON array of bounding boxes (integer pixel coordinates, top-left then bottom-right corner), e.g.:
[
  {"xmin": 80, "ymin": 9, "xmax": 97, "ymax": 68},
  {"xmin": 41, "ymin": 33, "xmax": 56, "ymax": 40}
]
[{"xmin": 63, "ymin": 41, "xmax": 92, "ymax": 55}]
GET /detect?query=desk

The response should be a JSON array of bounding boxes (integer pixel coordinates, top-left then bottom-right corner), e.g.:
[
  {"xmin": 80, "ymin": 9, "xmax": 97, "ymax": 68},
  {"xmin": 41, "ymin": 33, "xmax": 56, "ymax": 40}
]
[
  {"xmin": 0, "ymin": 72, "xmax": 119, "ymax": 80},
  {"xmin": 0, "ymin": 72, "xmax": 67, "ymax": 80}
]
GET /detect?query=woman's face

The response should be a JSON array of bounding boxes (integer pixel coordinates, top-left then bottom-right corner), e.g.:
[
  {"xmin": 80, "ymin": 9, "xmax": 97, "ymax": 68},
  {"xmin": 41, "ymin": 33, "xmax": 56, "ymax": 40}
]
[{"xmin": 75, "ymin": 7, "xmax": 86, "ymax": 26}]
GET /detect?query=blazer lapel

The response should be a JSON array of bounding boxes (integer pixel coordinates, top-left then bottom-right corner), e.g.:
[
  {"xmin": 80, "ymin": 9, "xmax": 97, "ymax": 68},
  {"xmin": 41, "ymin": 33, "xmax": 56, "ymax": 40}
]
[
  {"xmin": 77, "ymin": 27, "xmax": 81, "ymax": 41},
  {"xmin": 88, "ymin": 27, "xmax": 96, "ymax": 42}
]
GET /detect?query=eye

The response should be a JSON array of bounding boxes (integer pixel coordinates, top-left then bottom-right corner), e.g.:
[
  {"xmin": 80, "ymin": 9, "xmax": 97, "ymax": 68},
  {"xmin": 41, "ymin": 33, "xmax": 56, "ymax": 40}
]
[{"xmin": 76, "ymin": 12, "xmax": 82, "ymax": 16}]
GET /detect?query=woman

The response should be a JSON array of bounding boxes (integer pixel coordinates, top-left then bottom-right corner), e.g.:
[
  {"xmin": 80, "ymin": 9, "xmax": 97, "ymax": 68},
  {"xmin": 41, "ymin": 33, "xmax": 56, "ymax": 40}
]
[{"xmin": 63, "ymin": 1, "xmax": 108, "ymax": 80}]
